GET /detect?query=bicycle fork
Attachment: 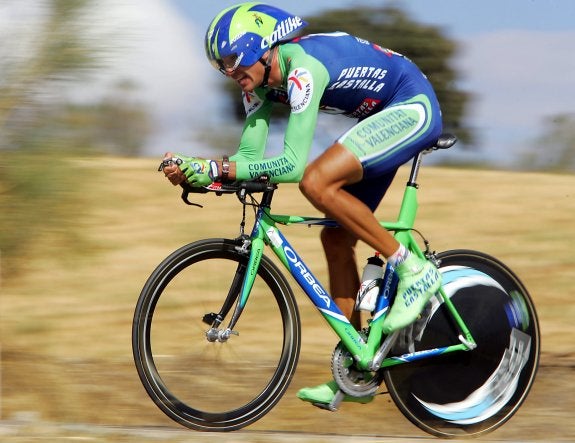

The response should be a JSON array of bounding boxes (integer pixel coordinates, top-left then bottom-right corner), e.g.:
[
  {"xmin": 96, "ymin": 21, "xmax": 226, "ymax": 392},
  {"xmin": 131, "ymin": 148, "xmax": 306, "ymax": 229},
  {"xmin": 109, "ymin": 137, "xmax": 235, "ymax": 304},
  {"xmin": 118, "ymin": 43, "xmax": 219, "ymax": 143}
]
[{"xmin": 203, "ymin": 236, "xmax": 262, "ymax": 343}]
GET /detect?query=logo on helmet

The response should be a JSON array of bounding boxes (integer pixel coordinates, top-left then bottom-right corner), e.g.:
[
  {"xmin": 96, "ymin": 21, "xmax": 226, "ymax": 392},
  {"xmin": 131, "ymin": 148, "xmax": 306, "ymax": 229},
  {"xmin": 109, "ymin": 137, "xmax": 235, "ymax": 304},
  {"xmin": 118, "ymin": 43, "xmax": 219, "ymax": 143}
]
[
  {"xmin": 253, "ymin": 13, "xmax": 264, "ymax": 27},
  {"xmin": 260, "ymin": 16, "xmax": 304, "ymax": 50},
  {"xmin": 230, "ymin": 31, "xmax": 247, "ymax": 45}
]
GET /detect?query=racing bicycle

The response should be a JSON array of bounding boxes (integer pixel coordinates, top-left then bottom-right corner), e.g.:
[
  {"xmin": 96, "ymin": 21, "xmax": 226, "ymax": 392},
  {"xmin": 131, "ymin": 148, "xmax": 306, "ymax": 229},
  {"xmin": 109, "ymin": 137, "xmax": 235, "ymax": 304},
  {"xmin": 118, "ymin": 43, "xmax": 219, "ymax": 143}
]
[{"xmin": 132, "ymin": 134, "xmax": 540, "ymax": 438}]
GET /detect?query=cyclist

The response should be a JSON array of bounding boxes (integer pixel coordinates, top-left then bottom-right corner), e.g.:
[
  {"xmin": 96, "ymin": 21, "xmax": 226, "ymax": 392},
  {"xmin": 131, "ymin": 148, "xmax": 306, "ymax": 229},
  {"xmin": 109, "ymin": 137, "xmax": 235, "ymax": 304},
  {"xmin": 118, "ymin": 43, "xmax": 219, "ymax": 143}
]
[{"xmin": 162, "ymin": 2, "xmax": 442, "ymax": 407}]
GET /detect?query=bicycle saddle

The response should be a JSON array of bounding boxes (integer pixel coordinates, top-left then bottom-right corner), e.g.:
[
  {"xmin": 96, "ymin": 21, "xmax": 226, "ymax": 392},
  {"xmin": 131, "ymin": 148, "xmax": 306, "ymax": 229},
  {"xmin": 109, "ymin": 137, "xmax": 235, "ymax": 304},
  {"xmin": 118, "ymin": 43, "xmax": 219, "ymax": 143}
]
[{"xmin": 434, "ymin": 133, "xmax": 458, "ymax": 149}]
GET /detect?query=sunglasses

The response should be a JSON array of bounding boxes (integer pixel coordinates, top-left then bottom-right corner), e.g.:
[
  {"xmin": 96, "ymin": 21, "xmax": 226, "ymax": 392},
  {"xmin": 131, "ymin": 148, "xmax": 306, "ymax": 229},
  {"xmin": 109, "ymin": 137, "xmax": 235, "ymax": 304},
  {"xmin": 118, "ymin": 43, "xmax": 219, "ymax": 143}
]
[{"xmin": 211, "ymin": 53, "xmax": 244, "ymax": 75}]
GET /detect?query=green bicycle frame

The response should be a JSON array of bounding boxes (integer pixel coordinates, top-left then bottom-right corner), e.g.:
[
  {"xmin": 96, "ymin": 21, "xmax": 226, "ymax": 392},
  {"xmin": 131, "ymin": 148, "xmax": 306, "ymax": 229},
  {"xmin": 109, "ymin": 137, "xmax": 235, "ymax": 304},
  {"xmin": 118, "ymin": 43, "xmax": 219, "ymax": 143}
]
[{"xmin": 233, "ymin": 154, "xmax": 476, "ymax": 371}]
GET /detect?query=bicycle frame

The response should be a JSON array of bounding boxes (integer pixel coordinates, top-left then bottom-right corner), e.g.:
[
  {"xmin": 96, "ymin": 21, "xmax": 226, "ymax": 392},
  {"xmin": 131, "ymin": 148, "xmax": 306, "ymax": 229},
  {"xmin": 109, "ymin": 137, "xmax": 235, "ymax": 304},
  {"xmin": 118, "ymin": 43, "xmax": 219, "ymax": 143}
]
[
  {"xmin": 137, "ymin": 134, "xmax": 539, "ymax": 435},
  {"xmin": 230, "ymin": 152, "xmax": 476, "ymax": 371}
]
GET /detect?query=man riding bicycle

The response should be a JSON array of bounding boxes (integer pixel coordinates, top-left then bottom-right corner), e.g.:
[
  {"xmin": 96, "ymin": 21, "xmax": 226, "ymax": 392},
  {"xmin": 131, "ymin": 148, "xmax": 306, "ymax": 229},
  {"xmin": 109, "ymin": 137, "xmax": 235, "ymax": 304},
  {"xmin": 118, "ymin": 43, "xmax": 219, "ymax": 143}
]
[{"xmin": 162, "ymin": 2, "xmax": 443, "ymax": 407}]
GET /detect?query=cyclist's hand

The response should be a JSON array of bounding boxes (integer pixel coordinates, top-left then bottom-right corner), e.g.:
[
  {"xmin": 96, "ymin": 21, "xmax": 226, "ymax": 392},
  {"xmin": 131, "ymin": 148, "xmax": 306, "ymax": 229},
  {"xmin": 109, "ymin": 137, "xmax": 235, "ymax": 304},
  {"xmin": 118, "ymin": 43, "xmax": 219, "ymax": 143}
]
[
  {"xmin": 174, "ymin": 154, "xmax": 218, "ymax": 187},
  {"xmin": 161, "ymin": 152, "xmax": 186, "ymax": 186},
  {"xmin": 160, "ymin": 153, "xmax": 219, "ymax": 187}
]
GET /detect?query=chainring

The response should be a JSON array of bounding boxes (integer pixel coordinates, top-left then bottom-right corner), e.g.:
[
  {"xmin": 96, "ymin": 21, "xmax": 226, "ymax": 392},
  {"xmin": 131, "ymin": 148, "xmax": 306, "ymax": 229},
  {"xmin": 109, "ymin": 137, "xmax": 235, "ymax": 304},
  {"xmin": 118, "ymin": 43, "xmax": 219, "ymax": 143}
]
[{"xmin": 331, "ymin": 341, "xmax": 383, "ymax": 397}]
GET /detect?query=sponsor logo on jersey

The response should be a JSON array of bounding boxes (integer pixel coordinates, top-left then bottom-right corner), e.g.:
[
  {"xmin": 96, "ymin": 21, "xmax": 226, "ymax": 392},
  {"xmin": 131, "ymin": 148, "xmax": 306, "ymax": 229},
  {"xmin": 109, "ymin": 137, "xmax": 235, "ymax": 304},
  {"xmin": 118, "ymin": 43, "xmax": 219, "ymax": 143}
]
[
  {"xmin": 243, "ymin": 91, "xmax": 263, "ymax": 116},
  {"xmin": 372, "ymin": 44, "xmax": 405, "ymax": 58},
  {"xmin": 351, "ymin": 98, "xmax": 381, "ymax": 118},
  {"xmin": 247, "ymin": 157, "xmax": 296, "ymax": 179},
  {"xmin": 328, "ymin": 66, "xmax": 388, "ymax": 92},
  {"xmin": 288, "ymin": 68, "xmax": 313, "ymax": 113},
  {"xmin": 352, "ymin": 105, "xmax": 425, "ymax": 154}
]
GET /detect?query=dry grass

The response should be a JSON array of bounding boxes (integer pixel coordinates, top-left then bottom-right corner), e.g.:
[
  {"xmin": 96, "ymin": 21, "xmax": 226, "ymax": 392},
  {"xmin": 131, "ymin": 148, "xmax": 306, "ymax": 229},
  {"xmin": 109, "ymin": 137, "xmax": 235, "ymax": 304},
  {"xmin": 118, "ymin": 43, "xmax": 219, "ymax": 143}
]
[{"xmin": 1, "ymin": 157, "xmax": 574, "ymax": 439}]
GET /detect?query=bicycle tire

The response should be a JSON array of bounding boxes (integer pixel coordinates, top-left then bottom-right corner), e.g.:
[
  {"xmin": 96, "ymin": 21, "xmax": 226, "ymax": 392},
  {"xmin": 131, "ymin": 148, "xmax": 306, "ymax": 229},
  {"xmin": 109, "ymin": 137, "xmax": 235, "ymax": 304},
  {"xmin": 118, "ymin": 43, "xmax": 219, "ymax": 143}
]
[
  {"xmin": 132, "ymin": 238, "xmax": 301, "ymax": 431},
  {"xmin": 383, "ymin": 249, "xmax": 540, "ymax": 438}
]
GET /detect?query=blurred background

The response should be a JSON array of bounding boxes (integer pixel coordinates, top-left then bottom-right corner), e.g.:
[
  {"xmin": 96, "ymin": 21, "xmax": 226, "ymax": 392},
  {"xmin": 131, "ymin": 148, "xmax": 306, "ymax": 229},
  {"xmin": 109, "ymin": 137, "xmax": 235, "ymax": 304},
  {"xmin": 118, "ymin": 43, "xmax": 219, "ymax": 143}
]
[{"xmin": 1, "ymin": 0, "xmax": 574, "ymax": 439}]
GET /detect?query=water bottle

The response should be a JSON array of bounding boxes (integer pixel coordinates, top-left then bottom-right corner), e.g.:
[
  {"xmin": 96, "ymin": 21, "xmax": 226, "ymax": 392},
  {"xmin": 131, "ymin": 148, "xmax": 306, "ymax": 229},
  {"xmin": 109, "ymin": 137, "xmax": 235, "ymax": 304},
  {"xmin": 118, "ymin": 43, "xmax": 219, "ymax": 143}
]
[{"xmin": 355, "ymin": 252, "xmax": 384, "ymax": 312}]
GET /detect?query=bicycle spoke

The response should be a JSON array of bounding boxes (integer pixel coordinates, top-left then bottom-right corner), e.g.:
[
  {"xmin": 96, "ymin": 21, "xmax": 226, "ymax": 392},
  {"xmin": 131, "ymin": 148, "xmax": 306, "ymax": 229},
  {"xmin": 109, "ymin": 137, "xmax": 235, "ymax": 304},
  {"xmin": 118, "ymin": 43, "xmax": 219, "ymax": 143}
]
[{"xmin": 133, "ymin": 239, "xmax": 300, "ymax": 430}]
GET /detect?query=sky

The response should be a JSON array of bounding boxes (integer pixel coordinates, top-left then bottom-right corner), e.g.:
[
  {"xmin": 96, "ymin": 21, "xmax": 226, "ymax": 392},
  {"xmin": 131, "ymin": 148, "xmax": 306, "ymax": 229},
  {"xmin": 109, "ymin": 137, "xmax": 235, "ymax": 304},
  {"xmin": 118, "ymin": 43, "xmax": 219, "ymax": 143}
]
[
  {"xmin": 163, "ymin": 0, "xmax": 575, "ymax": 166},
  {"xmin": 4, "ymin": 0, "xmax": 575, "ymax": 167}
]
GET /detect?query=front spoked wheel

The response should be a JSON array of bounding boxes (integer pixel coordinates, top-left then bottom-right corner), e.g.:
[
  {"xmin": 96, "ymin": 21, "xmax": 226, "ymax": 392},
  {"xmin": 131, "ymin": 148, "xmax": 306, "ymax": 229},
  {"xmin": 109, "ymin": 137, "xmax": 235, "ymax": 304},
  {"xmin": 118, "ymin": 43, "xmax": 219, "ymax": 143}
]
[
  {"xmin": 132, "ymin": 238, "xmax": 301, "ymax": 431},
  {"xmin": 384, "ymin": 249, "xmax": 540, "ymax": 438}
]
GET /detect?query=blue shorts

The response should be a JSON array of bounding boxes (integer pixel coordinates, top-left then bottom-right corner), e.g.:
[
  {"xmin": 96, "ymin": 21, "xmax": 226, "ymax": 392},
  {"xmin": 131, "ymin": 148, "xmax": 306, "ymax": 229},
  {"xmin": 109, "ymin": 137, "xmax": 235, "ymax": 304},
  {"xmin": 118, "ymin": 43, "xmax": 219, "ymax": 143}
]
[
  {"xmin": 339, "ymin": 91, "xmax": 442, "ymax": 211},
  {"xmin": 343, "ymin": 168, "xmax": 398, "ymax": 212}
]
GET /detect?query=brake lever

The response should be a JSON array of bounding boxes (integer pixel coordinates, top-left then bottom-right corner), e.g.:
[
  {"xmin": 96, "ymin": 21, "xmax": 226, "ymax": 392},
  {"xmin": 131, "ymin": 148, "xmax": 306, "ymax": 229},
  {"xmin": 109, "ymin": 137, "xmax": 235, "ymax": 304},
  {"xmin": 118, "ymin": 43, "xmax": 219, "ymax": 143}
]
[
  {"xmin": 159, "ymin": 158, "xmax": 205, "ymax": 207},
  {"xmin": 179, "ymin": 183, "xmax": 205, "ymax": 207},
  {"xmin": 180, "ymin": 187, "xmax": 203, "ymax": 207}
]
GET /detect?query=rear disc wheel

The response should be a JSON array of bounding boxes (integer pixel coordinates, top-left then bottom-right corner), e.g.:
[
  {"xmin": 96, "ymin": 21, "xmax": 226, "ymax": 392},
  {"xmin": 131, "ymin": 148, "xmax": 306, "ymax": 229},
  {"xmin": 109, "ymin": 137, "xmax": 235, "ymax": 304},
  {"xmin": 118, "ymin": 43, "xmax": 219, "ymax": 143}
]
[{"xmin": 383, "ymin": 249, "xmax": 540, "ymax": 438}]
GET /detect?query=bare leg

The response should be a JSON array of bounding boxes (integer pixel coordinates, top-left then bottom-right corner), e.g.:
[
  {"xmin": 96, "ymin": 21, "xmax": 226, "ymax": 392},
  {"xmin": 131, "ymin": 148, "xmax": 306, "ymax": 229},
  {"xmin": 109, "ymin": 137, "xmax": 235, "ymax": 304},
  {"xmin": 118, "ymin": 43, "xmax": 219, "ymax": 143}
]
[
  {"xmin": 320, "ymin": 226, "xmax": 361, "ymax": 329},
  {"xmin": 297, "ymin": 142, "xmax": 441, "ymax": 405},
  {"xmin": 299, "ymin": 143, "xmax": 400, "ymax": 258},
  {"xmin": 296, "ymin": 142, "xmax": 398, "ymax": 405}
]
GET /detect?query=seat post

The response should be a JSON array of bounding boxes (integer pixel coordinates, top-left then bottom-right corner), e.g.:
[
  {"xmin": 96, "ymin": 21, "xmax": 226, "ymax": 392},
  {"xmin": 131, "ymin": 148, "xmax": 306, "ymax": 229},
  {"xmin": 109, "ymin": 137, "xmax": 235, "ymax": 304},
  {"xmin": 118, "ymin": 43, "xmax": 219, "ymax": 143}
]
[
  {"xmin": 407, "ymin": 152, "xmax": 424, "ymax": 188},
  {"xmin": 406, "ymin": 133, "xmax": 457, "ymax": 187}
]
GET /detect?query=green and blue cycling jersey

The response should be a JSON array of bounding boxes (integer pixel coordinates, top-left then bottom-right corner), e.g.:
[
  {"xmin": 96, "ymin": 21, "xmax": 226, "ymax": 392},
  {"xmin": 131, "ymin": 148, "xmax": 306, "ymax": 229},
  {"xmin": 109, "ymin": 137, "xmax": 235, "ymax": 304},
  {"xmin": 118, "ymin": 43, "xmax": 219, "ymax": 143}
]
[{"xmin": 231, "ymin": 32, "xmax": 442, "ymax": 195}]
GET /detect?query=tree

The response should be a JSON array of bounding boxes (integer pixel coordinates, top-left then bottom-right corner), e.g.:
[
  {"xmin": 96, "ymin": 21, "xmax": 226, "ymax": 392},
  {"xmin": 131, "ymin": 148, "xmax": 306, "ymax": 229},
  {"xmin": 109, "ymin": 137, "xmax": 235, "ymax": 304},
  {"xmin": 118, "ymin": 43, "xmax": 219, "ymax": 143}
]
[
  {"xmin": 221, "ymin": 5, "xmax": 472, "ymax": 145},
  {"xmin": 522, "ymin": 113, "xmax": 575, "ymax": 171},
  {"xmin": 56, "ymin": 80, "xmax": 152, "ymax": 157},
  {"xmin": 0, "ymin": 1, "xmax": 95, "ymax": 273},
  {"xmin": 0, "ymin": 0, "xmax": 98, "ymax": 145},
  {"xmin": 0, "ymin": 1, "xmax": 149, "ymax": 274}
]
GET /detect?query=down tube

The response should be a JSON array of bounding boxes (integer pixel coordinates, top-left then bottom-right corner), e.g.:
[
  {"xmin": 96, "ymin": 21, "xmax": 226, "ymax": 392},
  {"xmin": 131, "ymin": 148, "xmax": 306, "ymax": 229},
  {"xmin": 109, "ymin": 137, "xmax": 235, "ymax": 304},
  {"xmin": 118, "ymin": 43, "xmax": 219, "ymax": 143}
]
[{"xmin": 264, "ymin": 225, "xmax": 367, "ymax": 356}]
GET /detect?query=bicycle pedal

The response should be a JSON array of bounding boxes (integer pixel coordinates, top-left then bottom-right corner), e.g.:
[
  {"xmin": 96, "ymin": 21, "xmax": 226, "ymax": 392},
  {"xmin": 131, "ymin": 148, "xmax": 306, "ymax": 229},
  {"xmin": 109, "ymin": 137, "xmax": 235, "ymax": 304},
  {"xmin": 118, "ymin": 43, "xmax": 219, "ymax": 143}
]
[{"xmin": 311, "ymin": 390, "xmax": 344, "ymax": 412}]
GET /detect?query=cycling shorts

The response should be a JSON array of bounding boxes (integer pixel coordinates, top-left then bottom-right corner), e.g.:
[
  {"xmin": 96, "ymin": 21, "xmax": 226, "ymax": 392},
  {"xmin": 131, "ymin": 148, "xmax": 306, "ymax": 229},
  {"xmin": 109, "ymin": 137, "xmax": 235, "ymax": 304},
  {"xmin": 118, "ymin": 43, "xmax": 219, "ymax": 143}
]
[
  {"xmin": 343, "ymin": 168, "xmax": 398, "ymax": 212},
  {"xmin": 338, "ymin": 92, "xmax": 442, "ymax": 211},
  {"xmin": 338, "ymin": 93, "xmax": 442, "ymax": 179}
]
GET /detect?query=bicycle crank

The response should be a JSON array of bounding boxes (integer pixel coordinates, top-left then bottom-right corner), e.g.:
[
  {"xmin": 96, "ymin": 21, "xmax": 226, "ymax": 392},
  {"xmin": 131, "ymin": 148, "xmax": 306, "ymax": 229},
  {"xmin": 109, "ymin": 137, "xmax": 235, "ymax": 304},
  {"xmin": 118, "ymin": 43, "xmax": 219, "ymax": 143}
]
[{"xmin": 331, "ymin": 341, "xmax": 383, "ymax": 398}]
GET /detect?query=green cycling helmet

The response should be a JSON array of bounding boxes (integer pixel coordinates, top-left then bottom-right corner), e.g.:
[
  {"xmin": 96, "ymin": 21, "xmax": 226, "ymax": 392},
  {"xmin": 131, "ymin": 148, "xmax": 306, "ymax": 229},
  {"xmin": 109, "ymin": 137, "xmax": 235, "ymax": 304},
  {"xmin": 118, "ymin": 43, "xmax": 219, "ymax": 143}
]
[{"xmin": 205, "ymin": 2, "xmax": 308, "ymax": 73}]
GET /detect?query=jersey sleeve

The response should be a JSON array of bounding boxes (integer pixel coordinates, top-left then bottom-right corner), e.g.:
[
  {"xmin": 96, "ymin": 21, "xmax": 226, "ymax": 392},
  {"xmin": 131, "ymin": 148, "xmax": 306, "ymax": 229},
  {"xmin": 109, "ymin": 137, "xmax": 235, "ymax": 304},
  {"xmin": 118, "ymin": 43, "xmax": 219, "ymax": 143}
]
[{"xmin": 232, "ymin": 47, "xmax": 330, "ymax": 183}]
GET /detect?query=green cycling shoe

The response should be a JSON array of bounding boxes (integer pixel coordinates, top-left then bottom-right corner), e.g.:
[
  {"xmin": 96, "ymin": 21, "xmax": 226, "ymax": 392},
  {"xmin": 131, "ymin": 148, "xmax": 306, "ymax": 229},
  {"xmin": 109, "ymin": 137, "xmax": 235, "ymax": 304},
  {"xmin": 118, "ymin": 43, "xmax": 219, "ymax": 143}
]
[
  {"xmin": 382, "ymin": 254, "xmax": 441, "ymax": 334},
  {"xmin": 297, "ymin": 381, "xmax": 373, "ymax": 410}
]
